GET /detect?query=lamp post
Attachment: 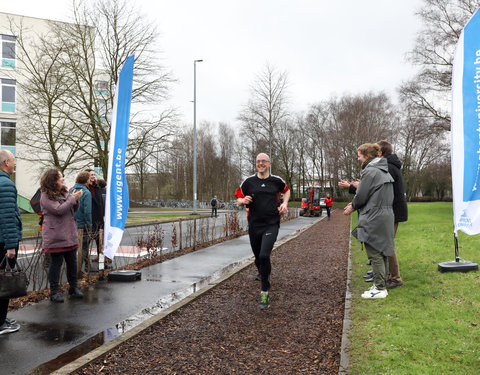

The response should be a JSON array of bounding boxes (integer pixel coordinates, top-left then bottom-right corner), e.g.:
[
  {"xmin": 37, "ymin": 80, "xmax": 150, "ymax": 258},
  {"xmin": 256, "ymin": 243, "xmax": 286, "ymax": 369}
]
[{"xmin": 193, "ymin": 59, "xmax": 203, "ymax": 214}]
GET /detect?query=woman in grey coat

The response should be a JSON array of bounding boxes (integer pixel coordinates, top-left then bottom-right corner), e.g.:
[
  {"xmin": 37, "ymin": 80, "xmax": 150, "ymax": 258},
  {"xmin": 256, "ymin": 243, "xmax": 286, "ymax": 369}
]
[{"xmin": 344, "ymin": 143, "xmax": 394, "ymax": 299}]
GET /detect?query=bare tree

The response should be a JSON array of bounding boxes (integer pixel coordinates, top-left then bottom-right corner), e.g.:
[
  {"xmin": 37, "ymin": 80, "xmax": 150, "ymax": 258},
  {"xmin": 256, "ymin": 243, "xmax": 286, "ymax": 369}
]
[
  {"xmin": 13, "ymin": 0, "xmax": 177, "ymax": 178},
  {"xmin": 402, "ymin": 0, "xmax": 480, "ymax": 131},
  {"xmin": 396, "ymin": 97, "xmax": 449, "ymax": 198},
  {"xmin": 238, "ymin": 63, "xmax": 290, "ymax": 162},
  {"xmin": 9, "ymin": 17, "xmax": 89, "ymax": 173}
]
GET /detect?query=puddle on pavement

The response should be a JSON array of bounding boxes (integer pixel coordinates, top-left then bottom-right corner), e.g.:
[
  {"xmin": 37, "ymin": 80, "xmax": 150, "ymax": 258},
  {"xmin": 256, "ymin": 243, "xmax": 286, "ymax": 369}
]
[
  {"xmin": 27, "ymin": 297, "xmax": 185, "ymax": 374},
  {"xmin": 28, "ymin": 326, "xmax": 120, "ymax": 374}
]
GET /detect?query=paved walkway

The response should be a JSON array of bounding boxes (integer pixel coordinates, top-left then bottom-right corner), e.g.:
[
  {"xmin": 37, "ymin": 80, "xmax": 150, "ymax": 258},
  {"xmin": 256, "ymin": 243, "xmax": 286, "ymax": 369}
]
[{"xmin": 2, "ymin": 216, "xmax": 320, "ymax": 375}]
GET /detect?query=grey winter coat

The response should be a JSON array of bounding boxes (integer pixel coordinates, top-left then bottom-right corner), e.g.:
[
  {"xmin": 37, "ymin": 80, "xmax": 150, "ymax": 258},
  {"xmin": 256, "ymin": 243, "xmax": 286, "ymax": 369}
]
[{"xmin": 351, "ymin": 157, "xmax": 395, "ymax": 256}]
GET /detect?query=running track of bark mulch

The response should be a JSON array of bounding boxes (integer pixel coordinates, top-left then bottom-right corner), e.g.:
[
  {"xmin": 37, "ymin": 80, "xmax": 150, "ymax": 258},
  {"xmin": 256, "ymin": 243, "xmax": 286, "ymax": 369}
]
[{"xmin": 75, "ymin": 210, "xmax": 351, "ymax": 375}]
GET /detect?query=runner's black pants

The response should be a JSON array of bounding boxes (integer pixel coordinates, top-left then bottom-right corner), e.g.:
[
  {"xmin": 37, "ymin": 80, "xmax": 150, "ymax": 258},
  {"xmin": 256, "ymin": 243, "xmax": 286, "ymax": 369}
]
[{"xmin": 248, "ymin": 223, "xmax": 279, "ymax": 291}]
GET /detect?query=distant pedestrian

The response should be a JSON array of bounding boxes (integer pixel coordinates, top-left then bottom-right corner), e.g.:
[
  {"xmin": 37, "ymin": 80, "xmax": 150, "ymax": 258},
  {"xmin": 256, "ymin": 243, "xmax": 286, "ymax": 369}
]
[
  {"xmin": 377, "ymin": 140, "xmax": 408, "ymax": 289},
  {"xmin": 40, "ymin": 168, "xmax": 84, "ymax": 302},
  {"xmin": 211, "ymin": 196, "xmax": 218, "ymax": 217},
  {"xmin": 235, "ymin": 153, "xmax": 290, "ymax": 310},
  {"xmin": 0, "ymin": 150, "xmax": 22, "ymax": 335},
  {"xmin": 344, "ymin": 143, "xmax": 394, "ymax": 299},
  {"xmin": 324, "ymin": 193, "xmax": 333, "ymax": 220}
]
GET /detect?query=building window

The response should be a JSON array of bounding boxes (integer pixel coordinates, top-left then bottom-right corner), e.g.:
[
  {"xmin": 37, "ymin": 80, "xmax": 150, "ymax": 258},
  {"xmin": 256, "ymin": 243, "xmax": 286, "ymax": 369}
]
[
  {"xmin": 1, "ymin": 79, "xmax": 16, "ymax": 113},
  {"xmin": 1, "ymin": 35, "xmax": 16, "ymax": 69},
  {"xmin": 98, "ymin": 98, "xmax": 108, "ymax": 122},
  {"xmin": 0, "ymin": 121, "xmax": 16, "ymax": 158},
  {"xmin": 94, "ymin": 80, "xmax": 109, "ymax": 96}
]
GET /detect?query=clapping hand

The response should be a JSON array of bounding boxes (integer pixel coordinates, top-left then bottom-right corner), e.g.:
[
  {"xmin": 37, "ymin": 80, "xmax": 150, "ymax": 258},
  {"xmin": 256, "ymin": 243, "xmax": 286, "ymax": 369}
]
[{"xmin": 71, "ymin": 189, "xmax": 83, "ymax": 201}]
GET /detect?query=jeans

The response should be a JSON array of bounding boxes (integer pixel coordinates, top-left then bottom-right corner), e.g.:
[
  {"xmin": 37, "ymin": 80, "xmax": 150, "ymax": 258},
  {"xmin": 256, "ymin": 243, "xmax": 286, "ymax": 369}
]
[
  {"xmin": 326, "ymin": 206, "xmax": 331, "ymax": 218},
  {"xmin": 49, "ymin": 249, "xmax": 78, "ymax": 294},
  {"xmin": 78, "ymin": 228, "xmax": 91, "ymax": 273},
  {"xmin": 388, "ymin": 223, "xmax": 402, "ymax": 282}
]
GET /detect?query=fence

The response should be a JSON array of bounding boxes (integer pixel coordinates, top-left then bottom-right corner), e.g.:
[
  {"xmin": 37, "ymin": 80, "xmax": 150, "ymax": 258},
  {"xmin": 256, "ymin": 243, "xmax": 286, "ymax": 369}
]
[{"xmin": 17, "ymin": 208, "xmax": 298, "ymax": 293}]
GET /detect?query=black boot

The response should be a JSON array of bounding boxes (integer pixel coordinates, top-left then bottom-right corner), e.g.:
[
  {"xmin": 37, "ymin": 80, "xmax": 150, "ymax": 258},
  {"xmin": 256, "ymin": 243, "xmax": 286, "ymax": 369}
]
[
  {"xmin": 50, "ymin": 293, "xmax": 64, "ymax": 303},
  {"xmin": 68, "ymin": 287, "xmax": 84, "ymax": 299}
]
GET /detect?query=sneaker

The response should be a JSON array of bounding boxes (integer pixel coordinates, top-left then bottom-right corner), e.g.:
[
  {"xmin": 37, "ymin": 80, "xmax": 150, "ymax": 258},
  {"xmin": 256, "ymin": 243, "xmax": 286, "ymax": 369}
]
[
  {"xmin": 386, "ymin": 280, "xmax": 404, "ymax": 289},
  {"xmin": 361, "ymin": 284, "xmax": 376, "ymax": 296},
  {"xmin": 0, "ymin": 321, "xmax": 20, "ymax": 335},
  {"xmin": 259, "ymin": 292, "xmax": 270, "ymax": 310},
  {"xmin": 362, "ymin": 285, "xmax": 388, "ymax": 299},
  {"xmin": 5, "ymin": 318, "xmax": 16, "ymax": 325}
]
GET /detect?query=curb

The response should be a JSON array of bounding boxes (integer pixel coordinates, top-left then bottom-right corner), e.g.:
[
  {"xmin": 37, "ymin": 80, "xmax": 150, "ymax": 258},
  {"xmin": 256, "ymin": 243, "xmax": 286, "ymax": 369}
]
[
  {"xmin": 339, "ymin": 220, "xmax": 353, "ymax": 374},
  {"xmin": 51, "ymin": 216, "xmax": 324, "ymax": 374}
]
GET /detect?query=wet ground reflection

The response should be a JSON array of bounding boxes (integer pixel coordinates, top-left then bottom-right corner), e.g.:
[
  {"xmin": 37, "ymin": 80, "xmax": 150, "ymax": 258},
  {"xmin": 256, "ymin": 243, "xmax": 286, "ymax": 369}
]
[{"xmin": 28, "ymin": 327, "xmax": 120, "ymax": 374}]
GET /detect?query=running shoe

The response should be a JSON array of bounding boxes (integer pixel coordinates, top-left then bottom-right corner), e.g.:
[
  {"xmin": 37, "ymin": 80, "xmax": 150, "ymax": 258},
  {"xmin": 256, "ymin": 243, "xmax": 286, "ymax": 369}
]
[{"xmin": 259, "ymin": 292, "xmax": 270, "ymax": 310}]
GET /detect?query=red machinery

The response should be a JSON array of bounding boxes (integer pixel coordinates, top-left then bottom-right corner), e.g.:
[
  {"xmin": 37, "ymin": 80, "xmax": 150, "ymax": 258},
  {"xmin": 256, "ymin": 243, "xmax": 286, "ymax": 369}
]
[{"xmin": 299, "ymin": 186, "xmax": 323, "ymax": 217}]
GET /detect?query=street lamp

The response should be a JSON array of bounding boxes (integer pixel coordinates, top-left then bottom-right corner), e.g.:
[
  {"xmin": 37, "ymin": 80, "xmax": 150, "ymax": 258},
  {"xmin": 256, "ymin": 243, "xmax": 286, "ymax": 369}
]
[{"xmin": 193, "ymin": 59, "xmax": 203, "ymax": 214}]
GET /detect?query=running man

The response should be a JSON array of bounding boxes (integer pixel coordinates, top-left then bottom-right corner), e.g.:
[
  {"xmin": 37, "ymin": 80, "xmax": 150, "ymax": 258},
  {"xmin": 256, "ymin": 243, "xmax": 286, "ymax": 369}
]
[{"xmin": 235, "ymin": 153, "xmax": 290, "ymax": 310}]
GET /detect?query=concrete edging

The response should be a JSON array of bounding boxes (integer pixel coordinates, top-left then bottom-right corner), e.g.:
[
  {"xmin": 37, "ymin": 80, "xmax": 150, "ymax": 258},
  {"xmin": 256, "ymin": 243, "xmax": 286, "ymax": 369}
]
[{"xmin": 338, "ymin": 219, "xmax": 353, "ymax": 374}]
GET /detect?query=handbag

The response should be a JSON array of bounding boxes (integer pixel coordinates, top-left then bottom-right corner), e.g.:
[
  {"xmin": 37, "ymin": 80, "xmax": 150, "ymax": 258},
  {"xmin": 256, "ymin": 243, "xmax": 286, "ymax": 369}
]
[{"xmin": 0, "ymin": 255, "xmax": 28, "ymax": 299}]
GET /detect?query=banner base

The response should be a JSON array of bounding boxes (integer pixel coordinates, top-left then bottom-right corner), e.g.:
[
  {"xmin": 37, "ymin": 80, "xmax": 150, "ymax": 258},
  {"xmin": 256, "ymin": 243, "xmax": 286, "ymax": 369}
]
[{"xmin": 438, "ymin": 260, "xmax": 478, "ymax": 273}]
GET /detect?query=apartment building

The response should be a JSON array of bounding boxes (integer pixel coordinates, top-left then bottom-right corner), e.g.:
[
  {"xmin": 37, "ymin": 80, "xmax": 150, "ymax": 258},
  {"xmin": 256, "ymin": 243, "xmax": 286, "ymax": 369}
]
[{"xmin": 0, "ymin": 12, "xmax": 106, "ymax": 210}]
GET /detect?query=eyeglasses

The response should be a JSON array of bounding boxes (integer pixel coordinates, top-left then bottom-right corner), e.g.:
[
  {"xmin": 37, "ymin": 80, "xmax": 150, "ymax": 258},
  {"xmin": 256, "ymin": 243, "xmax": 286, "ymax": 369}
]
[{"xmin": 256, "ymin": 159, "xmax": 270, "ymax": 164}]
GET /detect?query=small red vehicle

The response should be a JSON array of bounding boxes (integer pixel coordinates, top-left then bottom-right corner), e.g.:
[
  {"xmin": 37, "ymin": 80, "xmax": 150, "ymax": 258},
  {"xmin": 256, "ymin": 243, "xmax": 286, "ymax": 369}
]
[{"xmin": 299, "ymin": 186, "xmax": 323, "ymax": 217}]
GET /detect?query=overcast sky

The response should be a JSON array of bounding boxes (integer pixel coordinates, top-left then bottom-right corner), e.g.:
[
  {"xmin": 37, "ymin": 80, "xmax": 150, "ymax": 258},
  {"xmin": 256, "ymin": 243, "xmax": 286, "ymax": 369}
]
[{"xmin": 2, "ymin": 0, "xmax": 424, "ymax": 128}]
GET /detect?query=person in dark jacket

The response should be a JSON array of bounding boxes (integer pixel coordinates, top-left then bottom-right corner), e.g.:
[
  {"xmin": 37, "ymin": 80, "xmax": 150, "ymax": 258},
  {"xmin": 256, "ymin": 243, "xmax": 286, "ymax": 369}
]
[
  {"xmin": 85, "ymin": 169, "xmax": 105, "ymax": 258},
  {"xmin": 344, "ymin": 143, "xmax": 394, "ymax": 299},
  {"xmin": 211, "ymin": 196, "xmax": 218, "ymax": 217},
  {"xmin": 377, "ymin": 140, "xmax": 408, "ymax": 289},
  {"xmin": 0, "ymin": 150, "xmax": 22, "ymax": 334},
  {"xmin": 41, "ymin": 168, "xmax": 84, "ymax": 302},
  {"xmin": 71, "ymin": 171, "xmax": 92, "ymax": 276}
]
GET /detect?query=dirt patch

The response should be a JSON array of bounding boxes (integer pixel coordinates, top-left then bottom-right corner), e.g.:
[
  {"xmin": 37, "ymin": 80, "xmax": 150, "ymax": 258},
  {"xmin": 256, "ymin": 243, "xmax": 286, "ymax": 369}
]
[{"xmin": 74, "ymin": 210, "xmax": 351, "ymax": 375}]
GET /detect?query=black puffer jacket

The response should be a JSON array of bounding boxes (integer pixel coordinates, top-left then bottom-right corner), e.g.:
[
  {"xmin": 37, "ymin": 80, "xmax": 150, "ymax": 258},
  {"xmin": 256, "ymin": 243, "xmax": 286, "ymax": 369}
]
[{"xmin": 386, "ymin": 154, "xmax": 408, "ymax": 223}]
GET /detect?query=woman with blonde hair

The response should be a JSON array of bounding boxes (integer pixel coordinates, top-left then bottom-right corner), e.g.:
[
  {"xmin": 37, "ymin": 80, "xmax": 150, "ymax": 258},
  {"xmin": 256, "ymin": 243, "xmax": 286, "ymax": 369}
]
[
  {"xmin": 344, "ymin": 143, "xmax": 394, "ymax": 299},
  {"xmin": 40, "ymin": 168, "xmax": 84, "ymax": 302}
]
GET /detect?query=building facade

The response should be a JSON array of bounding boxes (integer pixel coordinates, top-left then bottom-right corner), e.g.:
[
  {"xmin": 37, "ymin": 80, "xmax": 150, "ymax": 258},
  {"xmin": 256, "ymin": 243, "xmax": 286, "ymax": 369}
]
[{"xmin": 0, "ymin": 12, "xmax": 106, "ymax": 209}]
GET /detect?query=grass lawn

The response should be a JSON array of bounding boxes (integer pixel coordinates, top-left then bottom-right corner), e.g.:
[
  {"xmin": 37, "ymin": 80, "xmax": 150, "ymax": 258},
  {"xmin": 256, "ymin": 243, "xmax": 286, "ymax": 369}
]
[{"xmin": 349, "ymin": 202, "xmax": 480, "ymax": 374}]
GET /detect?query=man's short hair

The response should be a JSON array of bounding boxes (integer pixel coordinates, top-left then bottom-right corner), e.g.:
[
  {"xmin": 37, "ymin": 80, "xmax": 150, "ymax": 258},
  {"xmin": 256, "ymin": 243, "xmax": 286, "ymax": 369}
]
[
  {"xmin": 76, "ymin": 171, "xmax": 90, "ymax": 184},
  {"xmin": 377, "ymin": 140, "xmax": 393, "ymax": 156},
  {"xmin": 357, "ymin": 143, "xmax": 380, "ymax": 159}
]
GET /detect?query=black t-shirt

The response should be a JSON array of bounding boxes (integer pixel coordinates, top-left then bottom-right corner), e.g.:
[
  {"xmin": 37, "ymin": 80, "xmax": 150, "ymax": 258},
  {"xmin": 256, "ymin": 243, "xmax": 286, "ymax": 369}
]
[{"xmin": 235, "ymin": 174, "xmax": 289, "ymax": 226}]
